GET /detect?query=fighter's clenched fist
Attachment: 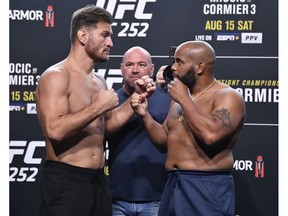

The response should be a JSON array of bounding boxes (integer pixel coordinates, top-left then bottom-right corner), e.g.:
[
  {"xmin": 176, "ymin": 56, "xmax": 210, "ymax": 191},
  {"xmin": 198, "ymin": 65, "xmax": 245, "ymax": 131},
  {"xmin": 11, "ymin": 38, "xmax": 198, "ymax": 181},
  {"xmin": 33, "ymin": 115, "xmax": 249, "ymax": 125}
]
[
  {"xmin": 94, "ymin": 89, "xmax": 119, "ymax": 112},
  {"xmin": 130, "ymin": 92, "xmax": 148, "ymax": 118},
  {"xmin": 134, "ymin": 75, "xmax": 156, "ymax": 98}
]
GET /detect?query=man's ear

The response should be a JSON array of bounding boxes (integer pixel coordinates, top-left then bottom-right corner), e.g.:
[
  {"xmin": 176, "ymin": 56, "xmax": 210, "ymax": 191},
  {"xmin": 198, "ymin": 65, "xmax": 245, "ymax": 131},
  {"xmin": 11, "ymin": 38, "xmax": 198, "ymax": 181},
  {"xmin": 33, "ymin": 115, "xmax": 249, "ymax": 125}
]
[
  {"xmin": 120, "ymin": 63, "xmax": 124, "ymax": 76},
  {"xmin": 196, "ymin": 61, "xmax": 205, "ymax": 75},
  {"xmin": 149, "ymin": 64, "xmax": 155, "ymax": 78},
  {"xmin": 77, "ymin": 29, "xmax": 88, "ymax": 45}
]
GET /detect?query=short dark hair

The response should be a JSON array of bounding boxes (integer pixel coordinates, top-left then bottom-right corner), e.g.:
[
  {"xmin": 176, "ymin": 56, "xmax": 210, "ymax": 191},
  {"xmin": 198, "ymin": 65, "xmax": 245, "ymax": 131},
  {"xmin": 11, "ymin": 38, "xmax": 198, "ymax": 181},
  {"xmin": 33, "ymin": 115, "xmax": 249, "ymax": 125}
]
[{"xmin": 70, "ymin": 4, "xmax": 113, "ymax": 43}]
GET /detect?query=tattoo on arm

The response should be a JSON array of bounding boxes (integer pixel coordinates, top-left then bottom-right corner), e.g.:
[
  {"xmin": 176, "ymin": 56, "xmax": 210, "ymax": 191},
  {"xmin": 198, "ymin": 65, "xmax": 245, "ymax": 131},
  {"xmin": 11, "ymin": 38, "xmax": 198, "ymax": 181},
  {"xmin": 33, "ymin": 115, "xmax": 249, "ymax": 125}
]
[{"xmin": 212, "ymin": 107, "xmax": 232, "ymax": 131}]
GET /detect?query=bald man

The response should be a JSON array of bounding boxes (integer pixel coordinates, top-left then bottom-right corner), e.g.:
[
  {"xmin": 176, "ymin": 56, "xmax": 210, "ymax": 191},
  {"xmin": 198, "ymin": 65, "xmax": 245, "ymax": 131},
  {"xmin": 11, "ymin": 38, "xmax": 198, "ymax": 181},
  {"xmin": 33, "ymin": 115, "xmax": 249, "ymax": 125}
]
[
  {"xmin": 106, "ymin": 46, "xmax": 171, "ymax": 216},
  {"xmin": 130, "ymin": 41, "xmax": 246, "ymax": 216}
]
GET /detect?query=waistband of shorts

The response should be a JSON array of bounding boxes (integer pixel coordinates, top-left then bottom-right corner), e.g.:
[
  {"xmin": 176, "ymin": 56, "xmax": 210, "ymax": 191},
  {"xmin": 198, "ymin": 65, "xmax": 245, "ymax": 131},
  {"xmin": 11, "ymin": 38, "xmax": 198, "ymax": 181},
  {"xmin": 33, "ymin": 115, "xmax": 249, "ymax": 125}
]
[
  {"xmin": 43, "ymin": 160, "xmax": 104, "ymax": 175},
  {"xmin": 166, "ymin": 169, "xmax": 232, "ymax": 176}
]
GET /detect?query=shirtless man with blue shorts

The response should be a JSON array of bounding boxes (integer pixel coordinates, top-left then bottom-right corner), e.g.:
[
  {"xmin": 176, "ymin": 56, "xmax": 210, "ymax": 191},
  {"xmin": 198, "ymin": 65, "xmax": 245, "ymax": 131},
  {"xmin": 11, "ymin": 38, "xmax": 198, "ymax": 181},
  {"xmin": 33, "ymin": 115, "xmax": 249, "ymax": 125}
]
[{"xmin": 130, "ymin": 40, "xmax": 246, "ymax": 216}]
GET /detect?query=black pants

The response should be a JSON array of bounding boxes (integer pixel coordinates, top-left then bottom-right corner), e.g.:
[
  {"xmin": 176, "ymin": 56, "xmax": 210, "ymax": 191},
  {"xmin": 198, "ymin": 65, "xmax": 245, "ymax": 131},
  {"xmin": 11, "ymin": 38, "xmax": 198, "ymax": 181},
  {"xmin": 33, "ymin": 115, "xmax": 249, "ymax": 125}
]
[{"xmin": 39, "ymin": 160, "xmax": 112, "ymax": 216}]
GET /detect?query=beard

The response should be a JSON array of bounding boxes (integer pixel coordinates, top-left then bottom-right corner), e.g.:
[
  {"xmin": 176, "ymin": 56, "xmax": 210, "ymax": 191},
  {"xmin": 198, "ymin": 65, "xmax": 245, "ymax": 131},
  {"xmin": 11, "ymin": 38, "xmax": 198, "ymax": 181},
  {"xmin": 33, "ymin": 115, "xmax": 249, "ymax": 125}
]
[
  {"xmin": 179, "ymin": 66, "xmax": 196, "ymax": 88},
  {"xmin": 86, "ymin": 40, "xmax": 109, "ymax": 63}
]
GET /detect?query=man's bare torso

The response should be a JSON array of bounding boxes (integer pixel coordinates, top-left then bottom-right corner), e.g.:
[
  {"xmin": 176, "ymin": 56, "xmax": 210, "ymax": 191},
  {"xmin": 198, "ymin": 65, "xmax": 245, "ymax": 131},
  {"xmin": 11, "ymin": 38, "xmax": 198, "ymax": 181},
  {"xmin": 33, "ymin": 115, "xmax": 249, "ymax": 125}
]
[
  {"xmin": 165, "ymin": 85, "xmax": 236, "ymax": 171},
  {"xmin": 38, "ymin": 62, "xmax": 107, "ymax": 169}
]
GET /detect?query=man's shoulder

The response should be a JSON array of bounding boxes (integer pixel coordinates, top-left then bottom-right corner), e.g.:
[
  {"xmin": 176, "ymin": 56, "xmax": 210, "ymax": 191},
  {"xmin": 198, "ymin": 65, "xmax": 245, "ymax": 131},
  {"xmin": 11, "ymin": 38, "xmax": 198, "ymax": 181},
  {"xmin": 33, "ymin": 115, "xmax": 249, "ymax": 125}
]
[
  {"xmin": 214, "ymin": 84, "xmax": 245, "ymax": 107},
  {"xmin": 40, "ymin": 65, "xmax": 67, "ymax": 80},
  {"xmin": 216, "ymin": 84, "xmax": 242, "ymax": 98}
]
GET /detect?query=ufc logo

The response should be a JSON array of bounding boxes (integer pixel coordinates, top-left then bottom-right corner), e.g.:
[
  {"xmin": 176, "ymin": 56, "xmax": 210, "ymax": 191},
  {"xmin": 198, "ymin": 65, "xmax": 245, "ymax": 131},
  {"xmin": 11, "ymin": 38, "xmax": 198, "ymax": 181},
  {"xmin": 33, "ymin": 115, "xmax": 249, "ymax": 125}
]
[
  {"xmin": 95, "ymin": 69, "xmax": 123, "ymax": 89},
  {"xmin": 10, "ymin": 140, "xmax": 45, "ymax": 164},
  {"xmin": 96, "ymin": 0, "xmax": 156, "ymax": 19}
]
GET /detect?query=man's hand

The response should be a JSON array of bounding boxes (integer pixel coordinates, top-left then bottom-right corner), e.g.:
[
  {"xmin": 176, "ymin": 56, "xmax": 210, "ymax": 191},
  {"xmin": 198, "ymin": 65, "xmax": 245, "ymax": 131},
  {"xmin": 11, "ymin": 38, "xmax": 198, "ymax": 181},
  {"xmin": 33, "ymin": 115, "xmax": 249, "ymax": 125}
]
[
  {"xmin": 134, "ymin": 75, "xmax": 156, "ymax": 98},
  {"xmin": 130, "ymin": 92, "xmax": 148, "ymax": 117},
  {"xmin": 167, "ymin": 78, "xmax": 190, "ymax": 103},
  {"xmin": 95, "ymin": 89, "xmax": 119, "ymax": 112},
  {"xmin": 156, "ymin": 65, "xmax": 168, "ymax": 87}
]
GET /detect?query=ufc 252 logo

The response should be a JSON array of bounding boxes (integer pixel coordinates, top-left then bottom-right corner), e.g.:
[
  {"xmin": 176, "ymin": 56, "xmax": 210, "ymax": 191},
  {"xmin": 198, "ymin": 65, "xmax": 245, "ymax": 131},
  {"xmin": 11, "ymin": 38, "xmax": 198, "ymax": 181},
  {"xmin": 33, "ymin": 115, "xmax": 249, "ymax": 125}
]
[
  {"xmin": 96, "ymin": 0, "xmax": 156, "ymax": 37},
  {"xmin": 10, "ymin": 140, "xmax": 45, "ymax": 182}
]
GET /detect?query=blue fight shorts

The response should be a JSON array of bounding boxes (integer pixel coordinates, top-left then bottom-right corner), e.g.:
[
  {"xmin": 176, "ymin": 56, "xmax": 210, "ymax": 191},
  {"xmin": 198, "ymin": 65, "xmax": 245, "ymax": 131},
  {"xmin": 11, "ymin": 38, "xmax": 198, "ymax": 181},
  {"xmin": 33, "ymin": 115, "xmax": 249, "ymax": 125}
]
[{"xmin": 158, "ymin": 169, "xmax": 235, "ymax": 216}]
